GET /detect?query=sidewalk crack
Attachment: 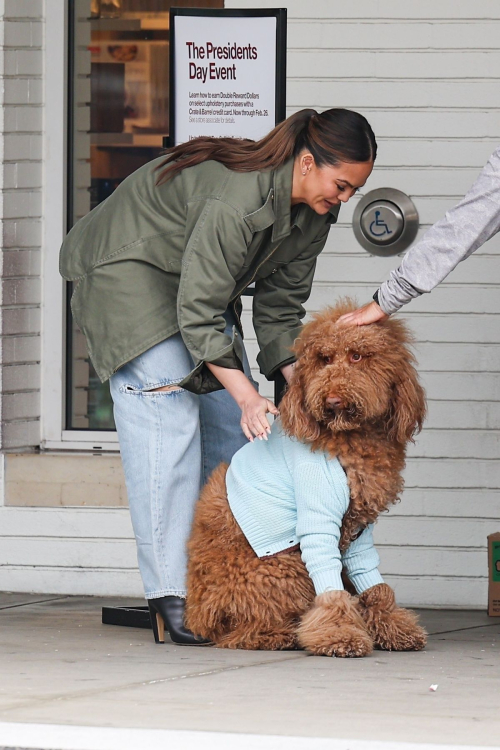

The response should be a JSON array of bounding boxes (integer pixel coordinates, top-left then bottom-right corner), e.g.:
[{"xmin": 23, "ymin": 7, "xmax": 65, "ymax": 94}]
[{"xmin": 0, "ymin": 597, "xmax": 70, "ymax": 611}]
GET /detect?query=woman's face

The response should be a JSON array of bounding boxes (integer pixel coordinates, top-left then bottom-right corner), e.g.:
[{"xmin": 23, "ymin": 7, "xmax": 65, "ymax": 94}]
[{"xmin": 292, "ymin": 153, "xmax": 374, "ymax": 214}]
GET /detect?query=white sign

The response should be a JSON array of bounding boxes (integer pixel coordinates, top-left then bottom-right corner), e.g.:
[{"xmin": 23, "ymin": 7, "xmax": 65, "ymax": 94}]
[{"xmin": 173, "ymin": 15, "xmax": 278, "ymax": 145}]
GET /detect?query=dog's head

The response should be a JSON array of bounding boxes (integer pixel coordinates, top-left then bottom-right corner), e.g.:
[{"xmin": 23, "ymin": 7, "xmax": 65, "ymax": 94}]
[{"xmin": 280, "ymin": 300, "xmax": 426, "ymax": 446}]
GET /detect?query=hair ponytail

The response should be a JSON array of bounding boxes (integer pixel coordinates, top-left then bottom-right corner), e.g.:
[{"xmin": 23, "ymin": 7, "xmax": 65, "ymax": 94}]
[{"xmin": 155, "ymin": 108, "xmax": 376, "ymax": 185}]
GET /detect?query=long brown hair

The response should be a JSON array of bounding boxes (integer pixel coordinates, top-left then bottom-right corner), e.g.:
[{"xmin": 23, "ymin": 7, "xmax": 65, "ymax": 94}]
[{"xmin": 155, "ymin": 108, "xmax": 377, "ymax": 185}]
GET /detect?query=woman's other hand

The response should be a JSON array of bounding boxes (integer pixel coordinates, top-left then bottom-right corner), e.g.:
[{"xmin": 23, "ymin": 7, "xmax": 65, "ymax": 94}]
[
  {"xmin": 280, "ymin": 362, "xmax": 296, "ymax": 384},
  {"xmin": 337, "ymin": 301, "xmax": 389, "ymax": 327}
]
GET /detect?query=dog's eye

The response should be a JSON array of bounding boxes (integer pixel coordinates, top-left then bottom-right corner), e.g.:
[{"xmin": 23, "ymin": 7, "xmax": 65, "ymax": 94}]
[
  {"xmin": 321, "ymin": 355, "xmax": 333, "ymax": 365},
  {"xmin": 350, "ymin": 353, "xmax": 362, "ymax": 363}
]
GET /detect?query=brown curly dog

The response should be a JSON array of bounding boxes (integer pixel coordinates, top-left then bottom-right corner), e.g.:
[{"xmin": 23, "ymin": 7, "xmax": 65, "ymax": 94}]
[{"xmin": 186, "ymin": 300, "xmax": 428, "ymax": 657}]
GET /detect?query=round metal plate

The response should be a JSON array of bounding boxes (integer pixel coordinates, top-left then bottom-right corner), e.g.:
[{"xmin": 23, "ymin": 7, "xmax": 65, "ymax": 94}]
[{"xmin": 353, "ymin": 188, "xmax": 419, "ymax": 256}]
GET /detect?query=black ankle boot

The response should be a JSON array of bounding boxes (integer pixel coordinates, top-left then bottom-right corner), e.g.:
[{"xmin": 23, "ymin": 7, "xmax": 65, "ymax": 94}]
[{"xmin": 148, "ymin": 596, "xmax": 212, "ymax": 646}]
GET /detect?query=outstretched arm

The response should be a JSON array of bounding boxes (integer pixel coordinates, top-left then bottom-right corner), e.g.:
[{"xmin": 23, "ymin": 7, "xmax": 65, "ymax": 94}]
[{"xmin": 339, "ymin": 146, "xmax": 500, "ymax": 325}]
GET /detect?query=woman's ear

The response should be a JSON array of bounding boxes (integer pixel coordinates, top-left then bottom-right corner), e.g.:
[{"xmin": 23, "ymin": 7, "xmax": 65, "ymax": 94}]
[
  {"xmin": 386, "ymin": 359, "xmax": 426, "ymax": 445},
  {"xmin": 279, "ymin": 367, "xmax": 320, "ymax": 443}
]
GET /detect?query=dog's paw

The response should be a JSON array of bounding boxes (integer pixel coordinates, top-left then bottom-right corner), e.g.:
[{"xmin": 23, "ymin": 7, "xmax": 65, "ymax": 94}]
[
  {"xmin": 358, "ymin": 583, "xmax": 427, "ymax": 652},
  {"xmin": 372, "ymin": 609, "xmax": 427, "ymax": 652},
  {"xmin": 297, "ymin": 590, "xmax": 374, "ymax": 658},
  {"xmin": 306, "ymin": 624, "xmax": 373, "ymax": 658}
]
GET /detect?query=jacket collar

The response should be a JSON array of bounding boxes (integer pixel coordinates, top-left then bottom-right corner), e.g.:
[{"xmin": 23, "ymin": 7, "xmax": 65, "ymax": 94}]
[
  {"xmin": 292, "ymin": 202, "xmax": 340, "ymax": 233},
  {"xmin": 272, "ymin": 159, "xmax": 340, "ymax": 240},
  {"xmin": 244, "ymin": 158, "xmax": 340, "ymax": 239}
]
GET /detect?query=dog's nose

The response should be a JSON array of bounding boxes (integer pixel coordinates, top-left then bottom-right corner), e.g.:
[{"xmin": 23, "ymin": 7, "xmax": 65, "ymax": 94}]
[{"xmin": 325, "ymin": 396, "xmax": 344, "ymax": 409}]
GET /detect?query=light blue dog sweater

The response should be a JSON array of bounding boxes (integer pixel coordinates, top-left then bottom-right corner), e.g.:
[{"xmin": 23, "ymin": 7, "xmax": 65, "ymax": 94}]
[{"xmin": 226, "ymin": 421, "xmax": 384, "ymax": 596}]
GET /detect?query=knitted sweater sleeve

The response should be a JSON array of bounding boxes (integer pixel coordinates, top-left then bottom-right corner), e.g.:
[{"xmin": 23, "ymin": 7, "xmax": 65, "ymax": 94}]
[
  {"xmin": 341, "ymin": 524, "xmax": 384, "ymax": 594},
  {"xmin": 293, "ymin": 460, "xmax": 345, "ymax": 594}
]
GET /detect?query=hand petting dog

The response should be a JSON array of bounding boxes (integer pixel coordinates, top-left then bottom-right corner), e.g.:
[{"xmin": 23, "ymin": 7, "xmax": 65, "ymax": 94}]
[{"xmin": 337, "ymin": 299, "xmax": 388, "ymax": 327}]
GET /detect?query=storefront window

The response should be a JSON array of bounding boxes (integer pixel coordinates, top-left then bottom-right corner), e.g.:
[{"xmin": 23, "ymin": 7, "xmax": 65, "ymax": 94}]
[{"xmin": 67, "ymin": 0, "xmax": 223, "ymax": 430}]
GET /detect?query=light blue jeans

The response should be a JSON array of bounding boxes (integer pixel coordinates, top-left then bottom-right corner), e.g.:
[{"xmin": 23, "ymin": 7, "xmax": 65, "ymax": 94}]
[{"xmin": 110, "ymin": 312, "xmax": 254, "ymax": 599}]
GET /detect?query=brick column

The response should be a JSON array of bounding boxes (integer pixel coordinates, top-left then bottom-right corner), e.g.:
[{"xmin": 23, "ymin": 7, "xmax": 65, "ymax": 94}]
[{"xmin": 0, "ymin": 0, "xmax": 43, "ymax": 449}]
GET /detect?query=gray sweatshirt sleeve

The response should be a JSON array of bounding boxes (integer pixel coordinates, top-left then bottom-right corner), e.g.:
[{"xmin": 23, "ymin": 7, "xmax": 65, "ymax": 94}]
[{"xmin": 377, "ymin": 146, "xmax": 500, "ymax": 315}]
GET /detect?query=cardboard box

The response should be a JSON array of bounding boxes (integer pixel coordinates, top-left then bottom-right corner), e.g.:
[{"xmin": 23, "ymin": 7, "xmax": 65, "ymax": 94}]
[{"xmin": 487, "ymin": 532, "xmax": 500, "ymax": 616}]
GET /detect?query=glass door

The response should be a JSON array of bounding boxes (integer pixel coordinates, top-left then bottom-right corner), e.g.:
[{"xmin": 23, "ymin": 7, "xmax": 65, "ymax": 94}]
[{"xmin": 67, "ymin": 0, "xmax": 223, "ymax": 431}]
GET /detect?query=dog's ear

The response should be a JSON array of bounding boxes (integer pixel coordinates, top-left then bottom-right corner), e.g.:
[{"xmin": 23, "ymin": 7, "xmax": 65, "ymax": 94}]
[
  {"xmin": 386, "ymin": 357, "xmax": 426, "ymax": 444},
  {"xmin": 279, "ymin": 369, "xmax": 320, "ymax": 443}
]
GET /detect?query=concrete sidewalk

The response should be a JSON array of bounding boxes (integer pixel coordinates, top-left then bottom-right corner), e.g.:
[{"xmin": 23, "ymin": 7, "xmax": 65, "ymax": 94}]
[{"xmin": 0, "ymin": 593, "xmax": 498, "ymax": 749}]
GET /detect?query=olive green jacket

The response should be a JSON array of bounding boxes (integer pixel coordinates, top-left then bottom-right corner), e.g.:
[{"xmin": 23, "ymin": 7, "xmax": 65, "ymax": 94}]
[{"xmin": 60, "ymin": 156, "xmax": 339, "ymax": 394}]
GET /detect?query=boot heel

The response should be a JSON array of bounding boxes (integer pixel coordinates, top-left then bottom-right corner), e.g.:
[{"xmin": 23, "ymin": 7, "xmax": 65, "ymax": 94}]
[
  {"xmin": 148, "ymin": 602, "xmax": 165, "ymax": 644},
  {"xmin": 147, "ymin": 596, "xmax": 212, "ymax": 646}
]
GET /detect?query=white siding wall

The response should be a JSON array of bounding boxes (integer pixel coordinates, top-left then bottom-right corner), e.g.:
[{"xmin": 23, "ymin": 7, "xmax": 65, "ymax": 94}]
[
  {"xmin": 0, "ymin": 0, "xmax": 43, "ymax": 449},
  {"xmin": 1, "ymin": 0, "xmax": 499, "ymax": 607},
  {"xmin": 227, "ymin": 0, "xmax": 500, "ymax": 608}
]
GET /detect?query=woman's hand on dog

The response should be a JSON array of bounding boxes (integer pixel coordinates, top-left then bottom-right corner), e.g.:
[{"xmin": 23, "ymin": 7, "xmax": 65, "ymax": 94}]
[
  {"xmin": 206, "ymin": 362, "xmax": 278, "ymax": 441},
  {"xmin": 239, "ymin": 392, "xmax": 279, "ymax": 442},
  {"xmin": 337, "ymin": 301, "xmax": 388, "ymax": 327}
]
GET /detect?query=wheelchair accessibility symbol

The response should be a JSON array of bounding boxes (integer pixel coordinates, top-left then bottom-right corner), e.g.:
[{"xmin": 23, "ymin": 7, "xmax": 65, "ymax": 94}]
[
  {"xmin": 369, "ymin": 210, "xmax": 393, "ymax": 238},
  {"xmin": 354, "ymin": 190, "xmax": 418, "ymax": 256}
]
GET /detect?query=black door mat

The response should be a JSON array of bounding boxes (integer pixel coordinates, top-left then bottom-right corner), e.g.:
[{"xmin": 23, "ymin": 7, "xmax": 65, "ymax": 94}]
[{"xmin": 102, "ymin": 605, "xmax": 152, "ymax": 629}]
